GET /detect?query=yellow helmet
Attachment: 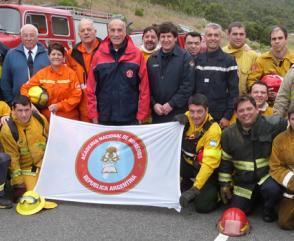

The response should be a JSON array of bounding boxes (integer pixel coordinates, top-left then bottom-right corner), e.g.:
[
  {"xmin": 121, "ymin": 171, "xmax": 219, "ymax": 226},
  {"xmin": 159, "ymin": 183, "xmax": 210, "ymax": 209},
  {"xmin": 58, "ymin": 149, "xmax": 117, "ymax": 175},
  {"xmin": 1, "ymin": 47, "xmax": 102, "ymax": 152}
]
[
  {"xmin": 16, "ymin": 191, "xmax": 45, "ymax": 216},
  {"xmin": 28, "ymin": 86, "xmax": 48, "ymax": 109}
]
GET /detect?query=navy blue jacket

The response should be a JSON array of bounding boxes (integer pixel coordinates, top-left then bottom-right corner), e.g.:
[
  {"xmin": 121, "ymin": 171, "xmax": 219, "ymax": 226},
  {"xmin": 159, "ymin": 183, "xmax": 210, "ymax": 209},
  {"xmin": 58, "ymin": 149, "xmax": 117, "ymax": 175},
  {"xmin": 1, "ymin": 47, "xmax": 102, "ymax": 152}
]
[
  {"xmin": 87, "ymin": 36, "xmax": 150, "ymax": 123},
  {"xmin": 195, "ymin": 48, "xmax": 239, "ymax": 121},
  {"xmin": 147, "ymin": 45, "xmax": 194, "ymax": 123},
  {"xmin": 1, "ymin": 43, "xmax": 49, "ymax": 104}
]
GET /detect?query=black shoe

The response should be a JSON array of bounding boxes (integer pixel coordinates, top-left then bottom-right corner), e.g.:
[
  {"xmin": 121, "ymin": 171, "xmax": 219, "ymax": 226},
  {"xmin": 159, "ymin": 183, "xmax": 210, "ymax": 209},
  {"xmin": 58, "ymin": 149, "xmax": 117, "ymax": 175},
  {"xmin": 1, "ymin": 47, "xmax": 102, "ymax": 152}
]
[
  {"xmin": 0, "ymin": 196, "xmax": 13, "ymax": 209},
  {"xmin": 262, "ymin": 209, "xmax": 277, "ymax": 223}
]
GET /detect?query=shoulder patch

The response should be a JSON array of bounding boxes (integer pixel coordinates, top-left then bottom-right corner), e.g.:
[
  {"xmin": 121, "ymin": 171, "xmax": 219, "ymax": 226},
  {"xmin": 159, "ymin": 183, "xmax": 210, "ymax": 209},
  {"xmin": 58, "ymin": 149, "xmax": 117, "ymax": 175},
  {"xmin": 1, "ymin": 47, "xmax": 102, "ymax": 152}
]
[{"xmin": 251, "ymin": 63, "xmax": 259, "ymax": 72}]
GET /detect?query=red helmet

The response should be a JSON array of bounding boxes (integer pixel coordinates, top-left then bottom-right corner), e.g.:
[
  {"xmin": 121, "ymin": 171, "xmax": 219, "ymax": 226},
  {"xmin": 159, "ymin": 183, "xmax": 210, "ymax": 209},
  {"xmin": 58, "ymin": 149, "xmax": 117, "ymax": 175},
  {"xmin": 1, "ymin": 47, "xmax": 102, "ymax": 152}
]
[
  {"xmin": 217, "ymin": 208, "xmax": 250, "ymax": 237},
  {"xmin": 261, "ymin": 74, "xmax": 283, "ymax": 93}
]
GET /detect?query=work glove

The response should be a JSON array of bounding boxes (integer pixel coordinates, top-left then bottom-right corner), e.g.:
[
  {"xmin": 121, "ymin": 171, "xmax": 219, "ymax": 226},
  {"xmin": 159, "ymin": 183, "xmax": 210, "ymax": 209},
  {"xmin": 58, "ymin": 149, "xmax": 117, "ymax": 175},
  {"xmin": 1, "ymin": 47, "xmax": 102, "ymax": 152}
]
[
  {"xmin": 12, "ymin": 184, "xmax": 26, "ymax": 203},
  {"xmin": 174, "ymin": 114, "xmax": 189, "ymax": 125},
  {"xmin": 180, "ymin": 187, "xmax": 200, "ymax": 207},
  {"xmin": 220, "ymin": 184, "xmax": 233, "ymax": 204}
]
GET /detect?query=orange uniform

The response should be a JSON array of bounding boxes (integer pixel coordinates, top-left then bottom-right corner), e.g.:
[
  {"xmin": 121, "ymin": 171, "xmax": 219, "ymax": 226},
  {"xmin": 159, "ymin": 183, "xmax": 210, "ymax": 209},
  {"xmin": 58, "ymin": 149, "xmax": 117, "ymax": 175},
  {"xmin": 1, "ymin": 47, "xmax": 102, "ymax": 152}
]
[
  {"xmin": 66, "ymin": 39, "xmax": 100, "ymax": 122},
  {"xmin": 21, "ymin": 65, "xmax": 82, "ymax": 120}
]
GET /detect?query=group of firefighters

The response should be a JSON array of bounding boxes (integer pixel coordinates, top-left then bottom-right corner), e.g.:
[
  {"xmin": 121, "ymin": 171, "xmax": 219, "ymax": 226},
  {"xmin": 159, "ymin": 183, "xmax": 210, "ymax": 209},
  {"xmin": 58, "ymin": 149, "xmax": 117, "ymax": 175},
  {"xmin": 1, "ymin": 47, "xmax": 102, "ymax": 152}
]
[{"xmin": 0, "ymin": 15, "xmax": 294, "ymax": 234}]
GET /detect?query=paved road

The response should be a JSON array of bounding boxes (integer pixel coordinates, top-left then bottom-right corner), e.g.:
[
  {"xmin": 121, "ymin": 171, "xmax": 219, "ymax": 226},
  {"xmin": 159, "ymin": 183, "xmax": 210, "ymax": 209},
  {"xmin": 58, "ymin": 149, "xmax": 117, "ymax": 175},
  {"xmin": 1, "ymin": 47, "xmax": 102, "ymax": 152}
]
[{"xmin": 0, "ymin": 201, "xmax": 292, "ymax": 241}]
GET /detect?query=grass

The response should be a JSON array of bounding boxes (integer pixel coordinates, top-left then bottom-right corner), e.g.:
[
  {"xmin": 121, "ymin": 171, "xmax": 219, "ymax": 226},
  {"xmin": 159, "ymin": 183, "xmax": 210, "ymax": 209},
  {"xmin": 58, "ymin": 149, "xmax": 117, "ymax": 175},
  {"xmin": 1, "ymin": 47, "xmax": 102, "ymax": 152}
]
[
  {"xmin": 25, "ymin": 0, "xmax": 294, "ymax": 52},
  {"xmin": 25, "ymin": 0, "xmax": 207, "ymax": 32}
]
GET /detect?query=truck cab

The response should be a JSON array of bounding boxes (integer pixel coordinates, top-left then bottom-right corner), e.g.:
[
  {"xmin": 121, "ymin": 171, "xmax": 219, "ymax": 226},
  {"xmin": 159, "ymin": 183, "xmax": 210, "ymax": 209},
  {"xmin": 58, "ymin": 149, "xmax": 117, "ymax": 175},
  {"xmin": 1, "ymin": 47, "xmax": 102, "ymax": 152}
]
[{"xmin": 0, "ymin": 4, "xmax": 110, "ymax": 49}]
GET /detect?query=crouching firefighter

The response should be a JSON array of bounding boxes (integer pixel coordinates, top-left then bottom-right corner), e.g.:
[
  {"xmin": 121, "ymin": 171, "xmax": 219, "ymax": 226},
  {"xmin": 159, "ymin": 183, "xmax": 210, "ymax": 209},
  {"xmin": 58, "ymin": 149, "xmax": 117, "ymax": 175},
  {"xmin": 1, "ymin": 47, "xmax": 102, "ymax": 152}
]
[
  {"xmin": 175, "ymin": 94, "xmax": 222, "ymax": 213},
  {"xmin": 0, "ymin": 95, "xmax": 48, "ymax": 202},
  {"xmin": 219, "ymin": 96, "xmax": 287, "ymax": 222}
]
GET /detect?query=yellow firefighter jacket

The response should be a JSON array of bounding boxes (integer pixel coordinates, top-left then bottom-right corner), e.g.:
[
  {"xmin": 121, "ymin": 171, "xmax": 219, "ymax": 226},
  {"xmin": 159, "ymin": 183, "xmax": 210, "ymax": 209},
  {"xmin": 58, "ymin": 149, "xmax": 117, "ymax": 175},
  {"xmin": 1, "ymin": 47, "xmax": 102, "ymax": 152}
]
[
  {"xmin": 270, "ymin": 127, "xmax": 294, "ymax": 197},
  {"xmin": 223, "ymin": 44, "xmax": 257, "ymax": 95},
  {"xmin": 0, "ymin": 112, "xmax": 48, "ymax": 185},
  {"xmin": 184, "ymin": 112, "xmax": 222, "ymax": 190},
  {"xmin": 247, "ymin": 49, "xmax": 294, "ymax": 89},
  {"xmin": 0, "ymin": 101, "xmax": 10, "ymax": 117}
]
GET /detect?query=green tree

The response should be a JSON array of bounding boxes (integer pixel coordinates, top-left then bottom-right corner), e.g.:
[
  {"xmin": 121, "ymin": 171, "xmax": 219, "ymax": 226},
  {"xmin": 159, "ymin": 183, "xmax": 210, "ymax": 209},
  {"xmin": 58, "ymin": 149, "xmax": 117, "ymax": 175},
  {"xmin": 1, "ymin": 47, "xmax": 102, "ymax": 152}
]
[{"xmin": 204, "ymin": 3, "xmax": 231, "ymax": 28}]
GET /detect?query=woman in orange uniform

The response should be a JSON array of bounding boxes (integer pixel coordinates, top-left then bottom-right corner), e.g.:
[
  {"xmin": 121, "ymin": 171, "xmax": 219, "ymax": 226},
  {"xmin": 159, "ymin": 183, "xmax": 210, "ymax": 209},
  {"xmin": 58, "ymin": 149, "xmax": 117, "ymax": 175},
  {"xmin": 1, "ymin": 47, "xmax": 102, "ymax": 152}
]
[{"xmin": 21, "ymin": 43, "xmax": 82, "ymax": 121}]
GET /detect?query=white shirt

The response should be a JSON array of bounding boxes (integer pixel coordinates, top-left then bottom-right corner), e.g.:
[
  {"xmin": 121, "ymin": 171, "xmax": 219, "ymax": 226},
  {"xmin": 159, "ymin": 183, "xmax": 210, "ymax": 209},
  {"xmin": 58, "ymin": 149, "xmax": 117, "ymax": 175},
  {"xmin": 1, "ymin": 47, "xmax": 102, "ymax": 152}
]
[
  {"xmin": 23, "ymin": 45, "xmax": 38, "ymax": 78},
  {"xmin": 23, "ymin": 45, "xmax": 38, "ymax": 61}
]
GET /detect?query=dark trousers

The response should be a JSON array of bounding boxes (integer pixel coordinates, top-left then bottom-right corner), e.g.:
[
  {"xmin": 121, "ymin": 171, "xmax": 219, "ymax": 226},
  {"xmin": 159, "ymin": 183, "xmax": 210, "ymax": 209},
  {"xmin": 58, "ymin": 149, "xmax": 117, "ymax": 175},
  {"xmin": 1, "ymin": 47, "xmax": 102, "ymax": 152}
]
[
  {"xmin": 230, "ymin": 176, "xmax": 282, "ymax": 214},
  {"xmin": 0, "ymin": 153, "xmax": 10, "ymax": 196},
  {"xmin": 181, "ymin": 157, "xmax": 219, "ymax": 213}
]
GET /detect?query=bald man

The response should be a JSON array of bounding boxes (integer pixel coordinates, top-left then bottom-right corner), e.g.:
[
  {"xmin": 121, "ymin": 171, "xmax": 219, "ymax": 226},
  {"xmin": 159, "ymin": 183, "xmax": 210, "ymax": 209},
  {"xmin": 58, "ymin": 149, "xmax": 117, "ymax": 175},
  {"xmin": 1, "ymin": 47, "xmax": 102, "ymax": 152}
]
[
  {"xmin": 87, "ymin": 19, "xmax": 150, "ymax": 125},
  {"xmin": 67, "ymin": 18, "xmax": 101, "ymax": 122},
  {"xmin": 1, "ymin": 24, "xmax": 49, "ymax": 104}
]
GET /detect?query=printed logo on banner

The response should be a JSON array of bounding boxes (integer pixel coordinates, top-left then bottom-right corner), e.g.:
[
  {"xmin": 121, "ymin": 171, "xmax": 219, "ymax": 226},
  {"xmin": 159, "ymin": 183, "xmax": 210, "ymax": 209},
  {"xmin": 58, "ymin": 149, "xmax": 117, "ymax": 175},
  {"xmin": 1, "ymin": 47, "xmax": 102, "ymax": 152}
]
[{"xmin": 76, "ymin": 131, "xmax": 147, "ymax": 194}]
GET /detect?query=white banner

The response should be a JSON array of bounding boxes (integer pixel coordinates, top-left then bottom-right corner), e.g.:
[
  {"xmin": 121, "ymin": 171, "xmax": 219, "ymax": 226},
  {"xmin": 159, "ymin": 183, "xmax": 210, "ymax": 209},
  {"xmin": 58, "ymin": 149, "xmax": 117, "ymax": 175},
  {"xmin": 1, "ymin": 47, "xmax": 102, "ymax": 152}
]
[{"xmin": 35, "ymin": 115, "xmax": 183, "ymax": 211}]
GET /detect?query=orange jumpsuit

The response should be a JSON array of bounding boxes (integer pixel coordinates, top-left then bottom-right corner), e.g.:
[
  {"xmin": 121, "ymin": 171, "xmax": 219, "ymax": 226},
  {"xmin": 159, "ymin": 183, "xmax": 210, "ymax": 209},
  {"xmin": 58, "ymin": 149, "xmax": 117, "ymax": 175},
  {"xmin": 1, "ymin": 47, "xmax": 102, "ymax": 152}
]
[
  {"xmin": 21, "ymin": 65, "xmax": 82, "ymax": 121},
  {"xmin": 66, "ymin": 39, "xmax": 100, "ymax": 122}
]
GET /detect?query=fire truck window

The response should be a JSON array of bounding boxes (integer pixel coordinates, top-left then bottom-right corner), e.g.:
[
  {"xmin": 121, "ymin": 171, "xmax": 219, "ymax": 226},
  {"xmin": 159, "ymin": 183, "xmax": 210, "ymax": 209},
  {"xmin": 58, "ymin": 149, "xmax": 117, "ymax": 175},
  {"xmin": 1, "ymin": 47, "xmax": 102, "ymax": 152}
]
[
  {"xmin": 52, "ymin": 17, "xmax": 69, "ymax": 36},
  {"xmin": 25, "ymin": 14, "xmax": 47, "ymax": 34},
  {"xmin": 0, "ymin": 8, "xmax": 21, "ymax": 34}
]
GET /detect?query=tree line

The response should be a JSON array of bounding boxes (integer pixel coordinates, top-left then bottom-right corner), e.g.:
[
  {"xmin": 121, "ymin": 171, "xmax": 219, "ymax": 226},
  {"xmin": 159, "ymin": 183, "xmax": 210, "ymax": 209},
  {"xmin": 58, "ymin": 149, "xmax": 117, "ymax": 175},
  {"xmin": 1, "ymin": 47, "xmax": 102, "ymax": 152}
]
[{"xmin": 149, "ymin": 0, "xmax": 294, "ymax": 45}]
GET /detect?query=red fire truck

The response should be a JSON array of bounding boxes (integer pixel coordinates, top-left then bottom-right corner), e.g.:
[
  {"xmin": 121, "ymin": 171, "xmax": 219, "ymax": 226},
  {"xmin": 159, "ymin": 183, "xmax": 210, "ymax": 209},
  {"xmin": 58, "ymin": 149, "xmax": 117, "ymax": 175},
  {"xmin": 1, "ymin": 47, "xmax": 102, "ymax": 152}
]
[{"xmin": 0, "ymin": 3, "xmax": 112, "ymax": 49}]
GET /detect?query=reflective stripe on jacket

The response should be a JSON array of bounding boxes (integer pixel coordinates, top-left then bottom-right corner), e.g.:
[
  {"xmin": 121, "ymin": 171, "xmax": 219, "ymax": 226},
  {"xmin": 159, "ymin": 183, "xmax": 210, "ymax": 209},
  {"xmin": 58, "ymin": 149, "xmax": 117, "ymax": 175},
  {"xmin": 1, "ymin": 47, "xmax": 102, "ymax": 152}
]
[
  {"xmin": 0, "ymin": 113, "xmax": 48, "ymax": 185},
  {"xmin": 219, "ymin": 115, "xmax": 287, "ymax": 199},
  {"xmin": 21, "ymin": 65, "xmax": 82, "ymax": 120}
]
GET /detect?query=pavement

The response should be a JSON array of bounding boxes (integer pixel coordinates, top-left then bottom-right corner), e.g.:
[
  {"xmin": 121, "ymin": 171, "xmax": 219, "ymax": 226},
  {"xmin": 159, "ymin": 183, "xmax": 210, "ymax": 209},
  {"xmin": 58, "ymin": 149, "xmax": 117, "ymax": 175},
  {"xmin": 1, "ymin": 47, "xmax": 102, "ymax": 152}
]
[{"xmin": 0, "ymin": 200, "xmax": 293, "ymax": 241}]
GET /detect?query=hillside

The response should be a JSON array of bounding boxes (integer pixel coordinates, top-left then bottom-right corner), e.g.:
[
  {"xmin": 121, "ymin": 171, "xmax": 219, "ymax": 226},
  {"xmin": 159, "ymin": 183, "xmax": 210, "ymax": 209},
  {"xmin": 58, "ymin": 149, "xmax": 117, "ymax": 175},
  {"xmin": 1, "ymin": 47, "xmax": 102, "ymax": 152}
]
[
  {"xmin": 22, "ymin": 0, "xmax": 294, "ymax": 51},
  {"xmin": 151, "ymin": 0, "xmax": 294, "ymax": 46},
  {"xmin": 27, "ymin": 0, "xmax": 207, "ymax": 32}
]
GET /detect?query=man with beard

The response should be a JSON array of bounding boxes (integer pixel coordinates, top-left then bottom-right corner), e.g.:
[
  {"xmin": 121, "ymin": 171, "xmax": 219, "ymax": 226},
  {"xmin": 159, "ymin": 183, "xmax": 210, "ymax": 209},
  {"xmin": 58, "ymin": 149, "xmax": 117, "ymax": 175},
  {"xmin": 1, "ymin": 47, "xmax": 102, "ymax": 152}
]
[{"xmin": 140, "ymin": 26, "xmax": 160, "ymax": 61}]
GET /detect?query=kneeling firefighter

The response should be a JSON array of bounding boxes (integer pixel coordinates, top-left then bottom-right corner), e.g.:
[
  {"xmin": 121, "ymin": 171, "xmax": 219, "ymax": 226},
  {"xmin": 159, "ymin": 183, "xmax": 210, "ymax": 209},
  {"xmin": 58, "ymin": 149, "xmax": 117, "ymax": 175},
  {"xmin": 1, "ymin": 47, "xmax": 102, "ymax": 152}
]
[{"xmin": 176, "ymin": 93, "xmax": 222, "ymax": 213}]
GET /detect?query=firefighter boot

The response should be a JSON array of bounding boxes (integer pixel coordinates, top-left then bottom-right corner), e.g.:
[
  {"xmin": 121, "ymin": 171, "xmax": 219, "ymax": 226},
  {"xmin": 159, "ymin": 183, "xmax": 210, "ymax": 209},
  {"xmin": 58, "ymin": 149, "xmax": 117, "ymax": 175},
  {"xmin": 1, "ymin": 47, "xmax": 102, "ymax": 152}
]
[{"xmin": 0, "ymin": 195, "xmax": 12, "ymax": 209}]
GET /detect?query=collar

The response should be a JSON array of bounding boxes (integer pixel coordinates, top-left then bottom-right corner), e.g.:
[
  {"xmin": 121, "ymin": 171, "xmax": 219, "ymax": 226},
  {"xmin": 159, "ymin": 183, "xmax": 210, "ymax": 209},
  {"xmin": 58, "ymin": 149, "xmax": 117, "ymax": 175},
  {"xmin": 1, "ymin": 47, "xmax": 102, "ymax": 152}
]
[
  {"xmin": 140, "ymin": 44, "xmax": 160, "ymax": 54},
  {"xmin": 259, "ymin": 102, "xmax": 269, "ymax": 112},
  {"xmin": 159, "ymin": 44, "xmax": 182, "ymax": 57},
  {"xmin": 263, "ymin": 49, "xmax": 294, "ymax": 60},
  {"xmin": 49, "ymin": 64, "xmax": 66, "ymax": 76},
  {"xmin": 23, "ymin": 45, "xmax": 38, "ymax": 59},
  {"xmin": 187, "ymin": 112, "xmax": 213, "ymax": 133},
  {"xmin": 224, "ymin": 44, "xmax": 250, "ymax": 54},
  {"xmin": 288, "ymin": 126, "xmax": 294, "ymax": 135},
  {"xmin": 236, "ymin": 114, "xmax": 261, "ymax": 135},
  {"xmin": 77, "ymin": 38, "xmax": 100, "ymax": 53},
  {"xmin": 12, "ymin": 112, "xmax": 32, "ymax": 128},
  {"xmin": 205, "ymin": 47, "xmax": 223, "ymax": 58},
  {"xmin": 194, "ymin": 113, "xmax": 210, "ymax": 131}
]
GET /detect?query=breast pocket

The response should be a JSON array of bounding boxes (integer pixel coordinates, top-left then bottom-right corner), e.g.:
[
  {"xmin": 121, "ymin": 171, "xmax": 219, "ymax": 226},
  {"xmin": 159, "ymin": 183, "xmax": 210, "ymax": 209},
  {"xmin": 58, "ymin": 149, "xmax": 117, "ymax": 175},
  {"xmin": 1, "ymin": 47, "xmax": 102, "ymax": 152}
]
[{"xmin": 258, "ymin": 135, "xmax": 273, "ymax": 157}]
